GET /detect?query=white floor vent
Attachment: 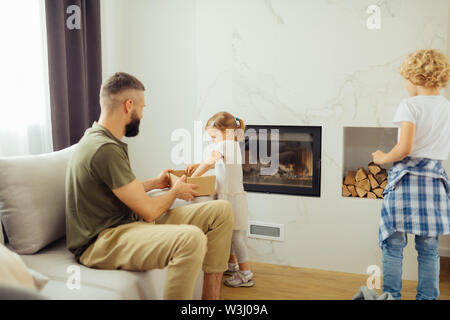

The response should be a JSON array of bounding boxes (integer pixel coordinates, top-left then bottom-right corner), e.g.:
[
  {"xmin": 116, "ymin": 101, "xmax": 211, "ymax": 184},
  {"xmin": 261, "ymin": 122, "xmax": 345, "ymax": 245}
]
[{"xmin": 247, "ymin": 221, "xmax": 284, "ymax": 241}]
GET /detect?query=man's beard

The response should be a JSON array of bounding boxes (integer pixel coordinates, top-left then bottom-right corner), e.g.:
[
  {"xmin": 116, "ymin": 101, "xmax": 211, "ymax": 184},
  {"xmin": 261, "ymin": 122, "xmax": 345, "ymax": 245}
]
[{"xmin": 125, "ymin": 111, "xmax": 141, "ymax": 137}]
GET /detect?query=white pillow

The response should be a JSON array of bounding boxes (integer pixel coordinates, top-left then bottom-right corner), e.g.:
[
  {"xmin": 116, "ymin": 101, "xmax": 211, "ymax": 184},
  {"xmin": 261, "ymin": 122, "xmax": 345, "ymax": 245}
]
[{"xmin": 0, "ymin": 145, "xmax": 76, "ymax": 254}]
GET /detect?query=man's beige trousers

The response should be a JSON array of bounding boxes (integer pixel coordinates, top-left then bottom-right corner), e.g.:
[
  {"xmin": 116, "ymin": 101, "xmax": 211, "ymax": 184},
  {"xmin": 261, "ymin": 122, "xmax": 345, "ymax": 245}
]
[{"xmin": 79, "ymin": 200, "xmax": 234, "ymax": 299}]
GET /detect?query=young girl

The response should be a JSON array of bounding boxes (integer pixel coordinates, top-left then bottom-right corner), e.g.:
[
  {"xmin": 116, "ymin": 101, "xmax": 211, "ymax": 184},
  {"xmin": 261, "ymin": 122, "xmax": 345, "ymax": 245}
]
[
  {"xmin": 372, "ymin": 49, "xmax": 450, "ymax": 300},
  {"xmin": 185, "ymin": 112, "xmax": 254, "ymax": 287}
]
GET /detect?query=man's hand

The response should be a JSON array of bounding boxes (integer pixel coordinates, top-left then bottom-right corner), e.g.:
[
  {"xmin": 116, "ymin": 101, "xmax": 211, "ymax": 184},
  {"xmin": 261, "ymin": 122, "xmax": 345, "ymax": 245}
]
[
  {"xmin": 112, "ymin": 179, "xmax": 175, "ymax": 222},
  {"xmin": 372, "ymin": 150, "xmax": 387, "ymax": 165},
  {"xmin": 154, "ymin": 169, "xmax": 173, "ymax": 189},
  {"xmin": 142, "ymin": 169, "xmax": 173, "ymax": 192},
  {"xmin": 172, "ymin": 175, "xmax": 199, "ymax": 201}
]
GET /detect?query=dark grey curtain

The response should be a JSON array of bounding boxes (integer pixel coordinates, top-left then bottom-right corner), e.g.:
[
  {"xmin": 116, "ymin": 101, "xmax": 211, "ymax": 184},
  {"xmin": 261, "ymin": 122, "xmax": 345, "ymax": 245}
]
[{"xmin": 45, "ymin": 0, "xmax": 102, "ymax": 151}]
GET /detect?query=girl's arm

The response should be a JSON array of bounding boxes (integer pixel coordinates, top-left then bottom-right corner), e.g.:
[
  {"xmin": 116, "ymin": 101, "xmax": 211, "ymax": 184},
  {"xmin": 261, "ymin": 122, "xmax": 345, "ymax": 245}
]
[
  {"xmin": 185, "ymin": 163, "xmax": 200, "ymax": 176},
  {"xmin": 191, "ymin": 151, "xmax": 223, "ymax": 177},
  {"xmin": 372, "ymin": 121, "xmax": 415, "ymax": 165}
]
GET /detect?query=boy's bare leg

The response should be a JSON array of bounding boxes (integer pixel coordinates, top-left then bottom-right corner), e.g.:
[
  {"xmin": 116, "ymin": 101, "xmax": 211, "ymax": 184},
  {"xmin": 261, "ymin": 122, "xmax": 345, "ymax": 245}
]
[{"xmin": 203, "ymin": 272, "xmax": 223, "ymax": 300}]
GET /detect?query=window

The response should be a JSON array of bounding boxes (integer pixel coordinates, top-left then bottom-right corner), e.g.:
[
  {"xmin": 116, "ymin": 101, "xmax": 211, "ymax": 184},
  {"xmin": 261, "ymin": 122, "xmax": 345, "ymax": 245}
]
[{"xmin": 0, "ymin": 0, "xmax": 52, "ymax": 156}]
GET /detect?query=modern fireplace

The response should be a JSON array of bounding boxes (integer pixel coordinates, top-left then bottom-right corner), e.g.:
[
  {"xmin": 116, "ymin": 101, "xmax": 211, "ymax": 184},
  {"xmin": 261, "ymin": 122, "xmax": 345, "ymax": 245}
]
[{"xmin": 241, "ymin": 125, "xmax": 322, "ymax": 197}]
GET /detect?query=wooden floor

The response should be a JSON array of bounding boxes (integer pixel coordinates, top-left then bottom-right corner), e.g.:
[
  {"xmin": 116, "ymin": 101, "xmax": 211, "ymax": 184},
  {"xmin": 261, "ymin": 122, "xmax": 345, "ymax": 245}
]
[{"xmin": 221, "ymin": 257, "xmax": 450, "ymax": 300}]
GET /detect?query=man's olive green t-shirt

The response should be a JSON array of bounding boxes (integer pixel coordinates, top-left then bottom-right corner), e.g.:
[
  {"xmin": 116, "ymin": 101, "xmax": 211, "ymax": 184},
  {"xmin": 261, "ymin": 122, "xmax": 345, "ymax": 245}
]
[{"xmin": 65, "ymin": 122, "xmax": 142, "ymax": 261}]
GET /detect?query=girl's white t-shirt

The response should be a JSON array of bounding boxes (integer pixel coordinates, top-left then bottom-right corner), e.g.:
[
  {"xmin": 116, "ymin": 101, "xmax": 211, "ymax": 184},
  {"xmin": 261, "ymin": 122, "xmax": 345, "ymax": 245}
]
[
  {"xmin": 213, "ymin": 140, "xmax": 245, "ymax": 194},
  {"xmin": 393, "ymin": 95, "xmax": 450, "ymax": 160},
  {"xmin": 213, "ymin": 139, "xmax": 248, "ymax": 230}
]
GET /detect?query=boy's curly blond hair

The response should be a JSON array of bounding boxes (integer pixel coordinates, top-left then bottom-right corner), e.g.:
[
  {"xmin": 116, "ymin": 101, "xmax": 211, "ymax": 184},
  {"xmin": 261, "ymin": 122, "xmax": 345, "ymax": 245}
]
[{"xmin": 399, "ymin": 49, "xmax": 450, "ymax": 88}]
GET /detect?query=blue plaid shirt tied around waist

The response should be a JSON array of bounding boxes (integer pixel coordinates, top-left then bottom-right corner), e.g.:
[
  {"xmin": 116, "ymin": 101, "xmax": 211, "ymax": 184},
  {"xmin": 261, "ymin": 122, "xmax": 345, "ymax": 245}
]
[{"xmin": 379, "ymin": 157, "xmax": 450, "ymax": 247}]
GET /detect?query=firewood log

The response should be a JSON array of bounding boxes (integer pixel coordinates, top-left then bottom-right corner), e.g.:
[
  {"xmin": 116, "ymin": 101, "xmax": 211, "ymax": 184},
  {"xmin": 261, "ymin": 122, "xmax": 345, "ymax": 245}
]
[
  {"xmin": 347, "ymin": 185, "xmax": 357, "ymax": 197},
  {"xmin": 356, "ymin": 187, "xmax": 368, "ymax": 198},
  {"xmin": 367, "ymin": 192, "xmax": 377, "ymax": 199},
  {"xmin": 344, "ymin": 170, "xmax": 356, "ymax": 185},
  {"xmin": 380, "ymin": 180, "xmax": 388, "ymax": 189},
  {"xmin": 342, "ymin": 184, "xmax": 351, "ymax": 197},
  {"xmin": 368, "ymin": 174, "xmax": 379, "ymax": 189},
  {"xmin": 375, "ymin": 169, "xmax": 388, "ymax": 184},
  {"xmin": 368, "ymin": 162, "xmax": 382, "ymax": 175},
  {"xmin": 356, "ymin": 167, "xmax": 368, "ymax": 182},
  {"xmin": 373, "ymin": 188, "xmax": 384, "ymax": 198},
  {"xmin": 356, "ymin": 178, "xmax": 370, "ymax": 192}
]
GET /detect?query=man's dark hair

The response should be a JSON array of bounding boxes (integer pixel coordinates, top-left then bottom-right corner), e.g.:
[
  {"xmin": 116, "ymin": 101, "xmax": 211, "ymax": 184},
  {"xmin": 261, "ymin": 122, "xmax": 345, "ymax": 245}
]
[{"xmin": 100, "ymin": 72, "xmax": 145, "ymax": 98}]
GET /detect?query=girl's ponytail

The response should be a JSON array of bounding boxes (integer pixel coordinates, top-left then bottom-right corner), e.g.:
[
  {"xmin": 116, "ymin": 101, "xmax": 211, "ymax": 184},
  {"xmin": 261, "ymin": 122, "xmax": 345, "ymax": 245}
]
[
  {"xmin": 236, "ymin": 117, "xmax": 245, "ymax": 131},
  {"xmin": 235, "ymin": 117, "xmax": 245, "ymax": 141}
]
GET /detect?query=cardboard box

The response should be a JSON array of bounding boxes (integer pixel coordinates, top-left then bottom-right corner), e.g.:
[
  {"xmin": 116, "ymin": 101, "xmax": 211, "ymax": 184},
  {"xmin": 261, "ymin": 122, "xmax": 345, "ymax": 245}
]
[{"xmin": 169, "ymin": 170, "xmax": 216, "ymax": 196}]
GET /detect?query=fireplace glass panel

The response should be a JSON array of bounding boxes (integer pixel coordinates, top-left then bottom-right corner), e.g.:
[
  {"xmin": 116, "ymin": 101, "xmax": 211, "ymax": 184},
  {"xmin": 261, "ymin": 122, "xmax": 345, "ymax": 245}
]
[{"xmin": 241, "ymin": 125, "xmax": 321, "ymax": 197}]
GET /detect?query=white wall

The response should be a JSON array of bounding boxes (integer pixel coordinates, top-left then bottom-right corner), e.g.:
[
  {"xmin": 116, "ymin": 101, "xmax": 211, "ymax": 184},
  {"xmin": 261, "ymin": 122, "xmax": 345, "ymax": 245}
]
[
  {"xmin": 101, "ymin": 0, "xmax": 450, "ymax": 280},
  {"xmin": 101, "ymin": 0, "xmax": 198, "ymax": 177}
]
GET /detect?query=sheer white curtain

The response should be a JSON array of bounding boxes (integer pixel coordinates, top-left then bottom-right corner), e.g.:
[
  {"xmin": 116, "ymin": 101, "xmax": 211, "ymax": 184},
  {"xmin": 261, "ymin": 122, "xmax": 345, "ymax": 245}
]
[{"xmin": 0, "ymin": 0, "xmax": 53, "ymax": 157}]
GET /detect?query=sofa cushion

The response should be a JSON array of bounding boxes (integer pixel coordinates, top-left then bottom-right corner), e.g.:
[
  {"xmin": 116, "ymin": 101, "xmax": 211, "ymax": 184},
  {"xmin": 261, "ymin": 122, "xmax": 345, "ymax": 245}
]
[
  {"xmin": 0, "ymin": 284, "xmax": 47, "ymax": 300},
  {"xmin": 17, "ymin": 238, "xmax": 203, "ymax": 300},
  {"xmin": 0, "ymin": 145, "xmax": 76, "ymax": 254},
  {"xmin": 38, "ymin": 280, "xmax": 123, "ymax": 300}
]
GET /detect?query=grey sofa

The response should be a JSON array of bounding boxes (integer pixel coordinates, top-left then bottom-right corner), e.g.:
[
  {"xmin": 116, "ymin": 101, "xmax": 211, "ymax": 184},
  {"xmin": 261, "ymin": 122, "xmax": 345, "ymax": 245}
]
[
  {"xmin": 10, "ymin": 196, "xmax": 204, "ymax": 300},
  {"xmin": 0, "ymin": 146, "xmax": 208, "ymax": 300}
]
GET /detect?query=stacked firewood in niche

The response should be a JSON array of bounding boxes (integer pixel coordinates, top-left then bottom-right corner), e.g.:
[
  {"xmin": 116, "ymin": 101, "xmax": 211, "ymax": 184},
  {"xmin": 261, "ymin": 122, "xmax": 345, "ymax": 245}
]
[{"xmin": 342, "ymin": 163, "xmax": 388, "ymax": 199}]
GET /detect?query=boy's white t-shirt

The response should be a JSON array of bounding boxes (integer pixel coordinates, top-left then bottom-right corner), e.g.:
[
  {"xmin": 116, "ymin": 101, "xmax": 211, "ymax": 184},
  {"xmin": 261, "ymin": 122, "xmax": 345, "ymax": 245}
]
[{"xmin": 393, "ymin": 95, "xmax": 450, "ymax": 160}]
